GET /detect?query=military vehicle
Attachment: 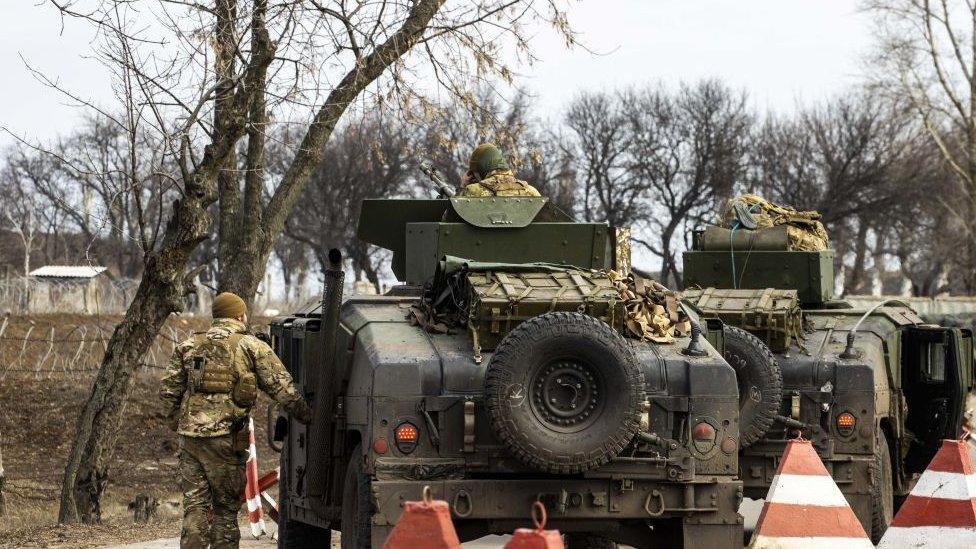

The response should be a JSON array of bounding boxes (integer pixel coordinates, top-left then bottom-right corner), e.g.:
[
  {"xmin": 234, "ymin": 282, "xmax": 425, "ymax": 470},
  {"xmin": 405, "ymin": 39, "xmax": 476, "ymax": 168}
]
[
  {"xmin": 269, "ymin": 196, "xmax": 744, "ymax": 548},
  {"xmin": 681, "ymin": 224, "xmax": 975, "ymax": 543}
]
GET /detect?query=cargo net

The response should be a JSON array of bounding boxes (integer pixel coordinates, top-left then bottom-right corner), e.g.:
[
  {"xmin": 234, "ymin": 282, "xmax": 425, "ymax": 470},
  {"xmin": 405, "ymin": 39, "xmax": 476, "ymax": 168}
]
[
  {"xmin": 723, "ymin": 194, "xmax": 829, "ymax": 252},
  {"xmin": 407, "ymin": 263, "xmax": 689, "ymax": 345}
]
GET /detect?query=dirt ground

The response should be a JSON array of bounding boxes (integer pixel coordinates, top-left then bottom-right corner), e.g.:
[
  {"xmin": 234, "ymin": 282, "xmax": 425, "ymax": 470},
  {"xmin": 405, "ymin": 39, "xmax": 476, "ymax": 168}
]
[{"xmin": 0, "ymin": 314, "xmax": 277, "ymax": 548}]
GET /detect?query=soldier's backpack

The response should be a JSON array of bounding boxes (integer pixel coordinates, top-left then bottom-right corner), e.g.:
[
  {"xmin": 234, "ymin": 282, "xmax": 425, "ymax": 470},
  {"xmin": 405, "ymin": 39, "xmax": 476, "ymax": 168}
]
[{"xmin": 185, "ymin": 332, "xmax": 258, "ymax": 407}]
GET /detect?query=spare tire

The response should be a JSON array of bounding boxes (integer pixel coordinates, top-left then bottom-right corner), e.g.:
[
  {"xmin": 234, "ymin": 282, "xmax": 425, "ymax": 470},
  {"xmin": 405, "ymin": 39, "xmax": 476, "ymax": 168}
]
[
  {"xmin": 721, "ymin": 325, "xmax": 782, "ymax": 447},
  {"xmin": 485, "ymin": 312, "xmax": 646, "ymax": 473}
]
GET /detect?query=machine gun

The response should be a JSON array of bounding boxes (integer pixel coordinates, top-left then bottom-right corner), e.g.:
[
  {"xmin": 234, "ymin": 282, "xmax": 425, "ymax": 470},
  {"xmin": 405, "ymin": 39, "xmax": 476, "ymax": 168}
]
[{"xmin": 419, "ymin": 160, "xmax": 456, "ymax": 198}]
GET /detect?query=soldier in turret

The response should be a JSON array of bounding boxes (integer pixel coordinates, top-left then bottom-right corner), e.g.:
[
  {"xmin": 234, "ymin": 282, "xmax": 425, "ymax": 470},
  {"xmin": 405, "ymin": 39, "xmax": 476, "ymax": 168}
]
[
  {"xmin": 160, "ymin": 292, "xmax": 312, "ymax": 549},
  {"xmin": 459, "ymin": 143, "xmax": 541, "ymax": 197}
]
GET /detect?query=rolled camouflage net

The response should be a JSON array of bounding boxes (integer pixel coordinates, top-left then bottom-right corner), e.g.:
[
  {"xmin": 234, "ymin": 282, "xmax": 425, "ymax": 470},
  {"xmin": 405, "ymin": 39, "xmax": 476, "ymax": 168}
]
[{"xmin": 722, "ymin": 194, "xmax": 829, "ymax": 252}]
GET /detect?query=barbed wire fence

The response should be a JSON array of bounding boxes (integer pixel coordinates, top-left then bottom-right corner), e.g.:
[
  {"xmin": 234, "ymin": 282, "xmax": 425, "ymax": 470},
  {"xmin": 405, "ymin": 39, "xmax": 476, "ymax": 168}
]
[{"xmin": 0, "ymin": 318, "xmax": 202, "ymax": 381}]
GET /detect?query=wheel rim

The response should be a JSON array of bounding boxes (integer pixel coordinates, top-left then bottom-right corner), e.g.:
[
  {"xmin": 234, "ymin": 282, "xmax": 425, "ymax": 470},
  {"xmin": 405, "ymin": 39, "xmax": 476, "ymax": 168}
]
[{"xmin": 531, "ymin": 358, "xmax": 603, "ymax": 432}]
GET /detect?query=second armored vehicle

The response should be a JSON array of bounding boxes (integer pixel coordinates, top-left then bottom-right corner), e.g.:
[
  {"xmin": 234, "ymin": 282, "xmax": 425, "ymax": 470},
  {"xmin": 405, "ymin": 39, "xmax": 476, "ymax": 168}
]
[{"xmin": 682, "ymin": 222, "xmax": 974, "ymax": 543}]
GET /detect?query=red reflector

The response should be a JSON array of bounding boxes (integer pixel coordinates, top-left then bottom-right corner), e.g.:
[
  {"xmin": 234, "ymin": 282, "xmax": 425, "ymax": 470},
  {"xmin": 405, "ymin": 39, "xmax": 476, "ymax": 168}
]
[
  {"xmin": 692, "ymin": 422, "xmax": 716, "ymax": 441},
  {"xmin": 373, "ymin": 437, "xmax": 389, "ymax": 455},
  {"xmin": 395, "ymin": 423, "xmax": 419, "ymax": 443}
]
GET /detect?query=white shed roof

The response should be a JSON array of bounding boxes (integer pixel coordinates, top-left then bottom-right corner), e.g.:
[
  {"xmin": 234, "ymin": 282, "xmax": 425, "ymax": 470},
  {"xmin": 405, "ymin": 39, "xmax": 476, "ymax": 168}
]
[{"xmin": 29, "ymin": 265, "xmax": 108, "ymax": 279}]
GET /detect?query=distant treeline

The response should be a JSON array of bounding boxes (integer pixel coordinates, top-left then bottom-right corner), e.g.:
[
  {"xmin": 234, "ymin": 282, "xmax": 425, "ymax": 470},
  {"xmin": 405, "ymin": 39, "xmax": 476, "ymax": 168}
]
[{"xmin": 0, "ymin": 80, "xmax": 969, "ymax": 298}]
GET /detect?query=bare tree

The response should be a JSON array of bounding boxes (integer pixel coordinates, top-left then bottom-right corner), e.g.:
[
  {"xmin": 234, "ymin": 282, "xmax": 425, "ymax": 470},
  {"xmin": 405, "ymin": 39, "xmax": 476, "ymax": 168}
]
[
  {"xmin": 214, "ymin": 3, "xmax": 576, "ymax": 304},
  {"xmin": 629, "ymin": 81, "xmax": 750, "ymax": 286},
  {"xmin": 0, "ymin": 154, "xmax": 45, "ymax": 311},
  {"xmin": 748, "ymin": 94, "xmax": 922, "ymax": 293},
  {"xmin": 864, "ymin": 0, "xmax": 976, "ymax": 289},
  {"xmin": 282, "ymin": 114, "xmax": 414, "ymax": 288},
  {"xmin": 565, "ymin": 81, "xmax": 751, "ymax": 286},
  {"xmin": 565, "ymin": 91, "xmax": 640, "ymax": 225},
  {"xmin": 49, "ymin": 0, "xmax": 278, "ymax": 523}
]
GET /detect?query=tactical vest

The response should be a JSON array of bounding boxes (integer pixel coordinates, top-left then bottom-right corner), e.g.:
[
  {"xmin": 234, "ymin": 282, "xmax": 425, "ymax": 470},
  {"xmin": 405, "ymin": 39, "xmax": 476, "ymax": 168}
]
[{"xmin": 185, "ymin": 332, "xmax": 258, "ymax": 408}]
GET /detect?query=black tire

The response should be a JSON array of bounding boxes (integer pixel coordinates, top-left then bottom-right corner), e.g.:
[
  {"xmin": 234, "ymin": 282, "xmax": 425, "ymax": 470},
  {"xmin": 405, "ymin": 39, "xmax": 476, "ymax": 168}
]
[
  {"xmin": 870, "ymin": 431, "xmax": 894, "ymax": 544},
  {"xmin": 341, "ymin": 445, "xmax": 372, "ymax": 549},
  {"xmin": 564, "ymin": 533, "xmax": 619, "ymax": 549},
  {"xmin": 721, "ymin": 326, "xmax": 782, "ymax": 448},
  {"xmin": 485, "ymin": 312, "xmax": 646, "ymax": 474}
]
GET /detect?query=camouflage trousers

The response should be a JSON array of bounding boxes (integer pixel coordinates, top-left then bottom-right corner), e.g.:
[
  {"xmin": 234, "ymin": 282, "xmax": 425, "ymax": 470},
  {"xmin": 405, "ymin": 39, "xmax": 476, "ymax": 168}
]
[{"xmin": 179, "ymin": 432, "xmax": 248, "ymax": 549}]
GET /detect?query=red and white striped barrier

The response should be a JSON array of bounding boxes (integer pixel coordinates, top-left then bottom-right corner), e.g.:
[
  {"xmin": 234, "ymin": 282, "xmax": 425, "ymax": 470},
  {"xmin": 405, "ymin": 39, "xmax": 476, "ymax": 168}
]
[
  {"xmin": 749, "ymin": 438, "xmax": 872, "ymax": 548},
  {"xmin": 256, "ymin": 469, "xmax": 280, "ymax": 523},
  {"xmin": 878, "ymin": 439, "xmax": 976, "ymax": 548},
  {"xmin": 245, "ymin": 417, "xmax": 267, "ymax": 538}
]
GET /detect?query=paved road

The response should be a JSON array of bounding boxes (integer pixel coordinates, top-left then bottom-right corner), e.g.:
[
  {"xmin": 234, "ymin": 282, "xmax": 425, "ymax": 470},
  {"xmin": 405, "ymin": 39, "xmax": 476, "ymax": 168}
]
[
  {"xmin": 105, "ymin": 528, "xmax": 508, "ymax": 548},
  {"xmin": 105, "ymin": 500, "xmax": 765, "ymax": 549}
]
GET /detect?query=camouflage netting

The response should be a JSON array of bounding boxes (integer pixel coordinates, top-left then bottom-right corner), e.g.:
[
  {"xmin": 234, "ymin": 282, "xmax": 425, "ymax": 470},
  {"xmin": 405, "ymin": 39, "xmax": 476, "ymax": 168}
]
[
  {"xmin": 608, "ymin": 270, "xmax": 689, "ymax": 343},
  {"xmin": 723, "ymin": 194, "xmax": 829, "ymax": 251}
]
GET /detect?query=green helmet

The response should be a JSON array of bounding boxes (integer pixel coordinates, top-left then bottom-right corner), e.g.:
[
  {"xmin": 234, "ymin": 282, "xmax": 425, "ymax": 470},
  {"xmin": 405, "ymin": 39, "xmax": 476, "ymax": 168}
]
[{"xmin": 468, "ymin": 143, "xmax": 509, "ymax": 179}]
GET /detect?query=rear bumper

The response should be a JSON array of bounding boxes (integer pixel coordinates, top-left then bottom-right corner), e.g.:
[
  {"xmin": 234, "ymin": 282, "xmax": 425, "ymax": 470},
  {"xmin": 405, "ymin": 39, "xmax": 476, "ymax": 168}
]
[{"xmin": 371, "ymin": 476, "xmax": 743, "ymax": 524}]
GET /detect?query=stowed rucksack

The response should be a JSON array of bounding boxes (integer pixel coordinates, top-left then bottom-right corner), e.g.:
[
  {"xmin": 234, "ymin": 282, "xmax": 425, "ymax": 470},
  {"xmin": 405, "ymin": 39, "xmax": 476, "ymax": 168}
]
[
  {"xmin": 722, "ymin": 194, "xmax": 829, "ymax": 252},
  {"xmin": 184, "ymin": 332, "xmax": 257, "ymax": 408}
]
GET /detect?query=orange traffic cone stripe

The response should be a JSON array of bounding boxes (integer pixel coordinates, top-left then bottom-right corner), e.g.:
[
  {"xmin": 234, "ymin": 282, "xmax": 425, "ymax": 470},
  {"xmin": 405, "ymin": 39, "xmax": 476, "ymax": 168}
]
[
  {"xmin": 749, "ymin": 438, "xmax": 872, "ymax": 548},
  {"xmin": 879, "ymin": 439, "xmax": 976, "ymax": 548}
]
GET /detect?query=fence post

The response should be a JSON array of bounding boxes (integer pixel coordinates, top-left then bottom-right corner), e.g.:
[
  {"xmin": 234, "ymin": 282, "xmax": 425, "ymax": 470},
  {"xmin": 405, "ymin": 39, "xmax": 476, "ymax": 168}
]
[{"xmin": 0, "ymin": 428, "xmax": 6, "ymax": 518}]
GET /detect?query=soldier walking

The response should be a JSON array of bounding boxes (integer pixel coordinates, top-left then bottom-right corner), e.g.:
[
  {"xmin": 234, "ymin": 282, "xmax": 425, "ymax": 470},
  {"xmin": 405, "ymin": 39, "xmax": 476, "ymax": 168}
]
[
  {"xmin": 459, "ymin": 143, "xmax": 541, "ymax": 197},
  {"xmin": 161, "ymin": 292, "xmax": 312, "ymax": 549}
]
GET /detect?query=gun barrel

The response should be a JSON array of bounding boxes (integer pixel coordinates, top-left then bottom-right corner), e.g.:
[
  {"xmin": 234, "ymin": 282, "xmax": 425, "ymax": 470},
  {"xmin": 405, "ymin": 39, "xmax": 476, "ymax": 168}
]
[{"xmin": 419, "ymin": 161, "xmax": 455, "ymax": 198}]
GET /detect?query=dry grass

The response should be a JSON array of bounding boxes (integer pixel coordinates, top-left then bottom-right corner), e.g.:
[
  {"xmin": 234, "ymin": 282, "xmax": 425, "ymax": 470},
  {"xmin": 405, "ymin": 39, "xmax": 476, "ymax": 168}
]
[{"xmin": 0, "ymin": 314, "xmax": 277, "ymax": 548}]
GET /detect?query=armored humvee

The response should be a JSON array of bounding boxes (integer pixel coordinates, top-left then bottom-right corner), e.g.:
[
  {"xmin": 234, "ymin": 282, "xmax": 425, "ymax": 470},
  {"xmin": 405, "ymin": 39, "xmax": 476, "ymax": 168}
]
[
  {"xmin": 270, "ymin": 197, "xmax": 744, "ymax": 548},
  {"xmin": 681, "ymin": 225, "xmax": 975, "ymax": 543}
]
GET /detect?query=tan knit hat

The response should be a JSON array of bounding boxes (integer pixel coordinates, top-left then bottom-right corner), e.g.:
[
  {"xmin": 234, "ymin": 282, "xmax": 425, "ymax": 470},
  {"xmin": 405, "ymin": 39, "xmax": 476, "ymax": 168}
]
[{"xmin": 212, "ymin": 292, "xmax": 247, "ymax": 319}]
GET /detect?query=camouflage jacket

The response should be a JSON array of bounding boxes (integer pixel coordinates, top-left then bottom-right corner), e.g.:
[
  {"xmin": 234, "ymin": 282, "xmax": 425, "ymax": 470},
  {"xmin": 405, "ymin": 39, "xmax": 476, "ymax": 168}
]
[
  {"xmin": 461, "ymin": 169, "xmax": 541, "ymax": 197},
  {"xmin": 160, "ymin": 318, "xmax": 310, "ymax": 437}
]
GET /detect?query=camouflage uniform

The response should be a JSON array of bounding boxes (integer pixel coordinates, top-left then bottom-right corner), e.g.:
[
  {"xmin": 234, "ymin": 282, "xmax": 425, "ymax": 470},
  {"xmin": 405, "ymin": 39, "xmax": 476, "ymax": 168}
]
[
  {"xmin": 461, "ymin": 169, "xmax": 541, "ymax": 198},
  {"xmin": 160, "ymin": 318, "xmax": 311, "ymax": 549}
]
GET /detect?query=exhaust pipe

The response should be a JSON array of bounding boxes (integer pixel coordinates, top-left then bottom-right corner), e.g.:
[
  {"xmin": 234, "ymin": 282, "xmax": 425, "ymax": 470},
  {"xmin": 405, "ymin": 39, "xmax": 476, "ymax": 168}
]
[{"xmin": 308, "ymin": 248, "xmax": 344, "ymax": 517}]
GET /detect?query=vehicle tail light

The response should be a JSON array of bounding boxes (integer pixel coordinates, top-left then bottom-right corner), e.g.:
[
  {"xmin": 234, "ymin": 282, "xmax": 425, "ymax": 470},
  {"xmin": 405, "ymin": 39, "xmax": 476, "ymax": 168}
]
[
  {"xmin": 395, "ymin": 422, "xmax": 419, "ymax": 453},
  {"xmin": 692, "ymin": 421, "xmax": 716, "ymax": 442},
  {"xmin": 691, "ymin": 421, "xmax": 717, "ymax": 454},
  {"xmin": 836, "ymin": 412, "xmax": 856, "ymax": 436}
]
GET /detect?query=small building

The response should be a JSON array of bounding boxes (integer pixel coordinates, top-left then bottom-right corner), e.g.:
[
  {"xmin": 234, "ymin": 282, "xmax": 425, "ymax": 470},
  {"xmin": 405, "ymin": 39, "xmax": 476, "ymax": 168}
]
[{"xmin": 28, "ymin": 265, "xmax": 110, "ymax": 314}]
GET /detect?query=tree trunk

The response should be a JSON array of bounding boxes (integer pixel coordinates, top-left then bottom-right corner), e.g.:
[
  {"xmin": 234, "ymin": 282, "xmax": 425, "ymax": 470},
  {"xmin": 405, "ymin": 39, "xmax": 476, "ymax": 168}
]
[
  {"xmin": 846, "ymin": 222, "xmax": 869, "ymax": 294},
  {"xmin": 58, "ymin": 272, "xmax": 185, "ymax": 523},
  {"xmin": 57, "ymin": 148, "xmax": 239, "ymax": 522},
  {"xmin": 216, "ymin": 0, "xmax": 242, "ymax": 300},
  {"xmin": 57, "ymin": 0, "xmax": 272, "ymax": 519},
  {"xmin": 216, "ymin": 0, "xmax": 445, "ymax": 305}
]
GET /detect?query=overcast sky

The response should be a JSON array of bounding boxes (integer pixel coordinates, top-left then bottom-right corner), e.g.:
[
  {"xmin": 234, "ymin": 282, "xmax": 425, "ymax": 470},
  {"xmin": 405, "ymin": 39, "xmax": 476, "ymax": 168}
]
[{"xmin": 0, "ymin": 1, "xmax": 872, "ymax": 143}]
